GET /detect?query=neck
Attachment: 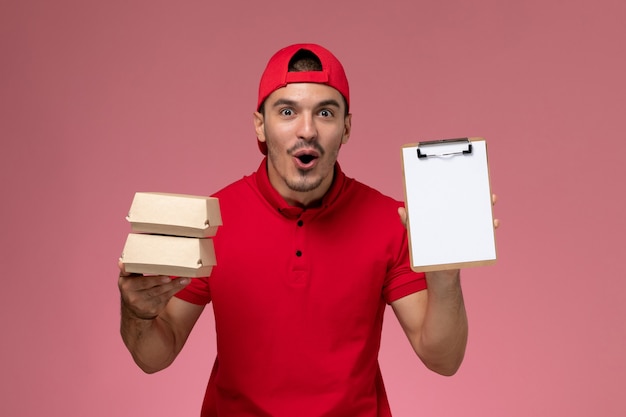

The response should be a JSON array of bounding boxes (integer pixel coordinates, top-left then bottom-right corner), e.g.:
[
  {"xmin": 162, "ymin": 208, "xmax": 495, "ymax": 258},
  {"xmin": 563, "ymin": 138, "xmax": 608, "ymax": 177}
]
[{"xmin": 282, "ymin": 191, "xmax": 325, "ymax": 208}]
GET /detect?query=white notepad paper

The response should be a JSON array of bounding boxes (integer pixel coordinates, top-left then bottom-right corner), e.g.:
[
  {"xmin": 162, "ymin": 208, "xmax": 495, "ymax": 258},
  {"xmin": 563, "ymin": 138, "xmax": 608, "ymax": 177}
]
[{"xmin": 401, "ymin": 137, "xmax": 497, "ymax": 272}]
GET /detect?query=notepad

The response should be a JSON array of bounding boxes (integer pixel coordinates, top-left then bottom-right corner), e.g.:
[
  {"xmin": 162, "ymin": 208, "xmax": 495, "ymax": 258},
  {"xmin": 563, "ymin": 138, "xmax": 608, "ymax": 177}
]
[{"xmin": 401, "ymin": 137, "xmax": 497, "ymax": 272}]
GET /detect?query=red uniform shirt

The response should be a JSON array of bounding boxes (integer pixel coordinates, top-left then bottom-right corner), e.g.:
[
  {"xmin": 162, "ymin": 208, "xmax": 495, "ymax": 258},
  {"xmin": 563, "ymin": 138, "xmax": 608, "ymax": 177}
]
[{"xmin": 176, "ymin": 159, "xmax": 426, "ymax": 416}]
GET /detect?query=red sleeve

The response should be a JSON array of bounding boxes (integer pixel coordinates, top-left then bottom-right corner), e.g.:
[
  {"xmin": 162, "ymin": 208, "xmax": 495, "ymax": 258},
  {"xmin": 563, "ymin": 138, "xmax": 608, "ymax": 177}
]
[
  {"xmin": 384, "ymin": 276, "xmax": 427, "ymax": 303},
  {"xmin": 382, "ymin": 207, "xmax": 427, "ymax": 303},
  {"xmin": 174, "ymin": 276, "xmax": 211, "ymax": 305}
]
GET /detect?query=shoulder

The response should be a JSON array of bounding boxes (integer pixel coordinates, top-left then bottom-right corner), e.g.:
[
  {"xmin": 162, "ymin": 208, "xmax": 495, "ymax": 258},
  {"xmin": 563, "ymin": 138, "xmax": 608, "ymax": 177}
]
[
  {"xmin": 343, "ymin": 175, "xmax": 403, "ymax": 210},
  {"xmin": 212, "ymin": 173, "xmax": 255, "ymax": 198},
  {"xmin": 327, "ymin": 175, "xmax": 404, "ymax": 232},
  {"xmin": 209, "ymin": 170, "xmax": 271, "ymax": 224}
]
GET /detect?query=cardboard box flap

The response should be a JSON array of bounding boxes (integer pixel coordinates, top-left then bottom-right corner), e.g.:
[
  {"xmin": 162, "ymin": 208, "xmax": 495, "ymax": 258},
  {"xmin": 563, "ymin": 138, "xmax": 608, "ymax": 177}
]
[
  {"xmin": 121, "ymin": 233, "xmax": 216, "ymax": 278},
  {"xmin": 127, "ymin": 192, "xmax": 222, "ymax": 238}
]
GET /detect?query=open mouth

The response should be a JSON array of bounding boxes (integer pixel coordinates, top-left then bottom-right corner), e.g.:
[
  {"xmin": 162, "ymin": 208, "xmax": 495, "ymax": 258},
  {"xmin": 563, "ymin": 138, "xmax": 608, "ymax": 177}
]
[
  {"xmin": 297, "ymin": 154, "xmax": 316, "ymax": 164},
  {"xmin": 292, "ymin": 149, "xmax": 320, "ymax": 168}
]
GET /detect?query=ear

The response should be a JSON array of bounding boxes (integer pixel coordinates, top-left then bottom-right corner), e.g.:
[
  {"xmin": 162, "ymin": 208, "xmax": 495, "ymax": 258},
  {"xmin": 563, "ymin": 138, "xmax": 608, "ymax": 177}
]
[
  {"xmin": 253, "ymin": 111, "xmax": 266, "ymax": 142},
  {"xmin": 341, "ymin": 113, "xmax": 352, "ymax": 145}
]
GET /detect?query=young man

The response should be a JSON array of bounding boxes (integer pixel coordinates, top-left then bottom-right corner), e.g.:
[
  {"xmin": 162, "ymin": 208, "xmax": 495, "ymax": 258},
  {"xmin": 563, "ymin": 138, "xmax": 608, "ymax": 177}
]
[{"xmin": 119, "ymin": 43, "xmax": 473, "ymax": 416}]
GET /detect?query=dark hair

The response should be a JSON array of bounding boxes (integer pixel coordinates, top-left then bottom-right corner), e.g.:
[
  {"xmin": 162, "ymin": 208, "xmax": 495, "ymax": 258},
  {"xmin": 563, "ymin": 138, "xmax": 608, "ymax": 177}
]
[
  {"xmin": 259, "ymin": 49, "xmax": 348, "ymax": 115},
  {"xmin": 288, "ymin": 49, "xmax": 323, "ymax": 72}
]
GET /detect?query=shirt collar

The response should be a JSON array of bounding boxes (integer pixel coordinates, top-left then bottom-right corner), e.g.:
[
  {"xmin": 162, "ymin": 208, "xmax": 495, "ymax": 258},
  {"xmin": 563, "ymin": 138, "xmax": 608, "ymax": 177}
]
[{"xmin": 255, "ymin": 157, "xmax": 346, "ymax": 219}]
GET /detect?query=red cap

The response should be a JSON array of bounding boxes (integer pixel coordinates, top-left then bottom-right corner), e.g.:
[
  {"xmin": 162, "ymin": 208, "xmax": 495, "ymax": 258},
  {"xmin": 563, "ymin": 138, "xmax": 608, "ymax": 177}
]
[{"xmin": 256, "ymin": 43, "xmax": 350, "ymax": 154}]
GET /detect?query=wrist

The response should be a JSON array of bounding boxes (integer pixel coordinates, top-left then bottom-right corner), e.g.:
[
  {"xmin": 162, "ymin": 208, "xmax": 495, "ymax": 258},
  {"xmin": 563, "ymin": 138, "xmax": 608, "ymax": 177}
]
[{"xmin": 121, "ymin": 298, "xmax": 159, "ymax": 321}]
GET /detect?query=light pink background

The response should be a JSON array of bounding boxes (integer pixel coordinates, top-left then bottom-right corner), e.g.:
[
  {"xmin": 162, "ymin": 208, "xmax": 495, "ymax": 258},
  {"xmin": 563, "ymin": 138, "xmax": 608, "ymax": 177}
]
[{"xmin": 2, "ymin": 1, "xmax": 625, "ymax": 416}]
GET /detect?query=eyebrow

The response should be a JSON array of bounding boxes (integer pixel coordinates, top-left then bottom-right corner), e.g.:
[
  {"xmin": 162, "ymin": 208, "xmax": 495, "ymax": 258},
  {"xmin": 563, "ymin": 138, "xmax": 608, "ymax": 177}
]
[
  {"xmin": 271, "ymin": 98, "xmax": 298, "ymax": 108},
  {"xmin": 317, "ymin": 99, "xmax": 342, "ymax": 109},
  {"xmin": 271, "ymin": 98, "xmax": 342, "ymax": 109}
]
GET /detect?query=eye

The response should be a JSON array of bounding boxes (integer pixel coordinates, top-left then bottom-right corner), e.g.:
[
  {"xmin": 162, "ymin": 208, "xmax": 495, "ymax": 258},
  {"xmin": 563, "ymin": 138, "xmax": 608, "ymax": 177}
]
[
  {"xmin": 319, "ymin": 109, "xmax": 333, "ymax": 117},
  {"xmin": 280, "ymin": 108, "xmax": 294, "ymax": 116}
]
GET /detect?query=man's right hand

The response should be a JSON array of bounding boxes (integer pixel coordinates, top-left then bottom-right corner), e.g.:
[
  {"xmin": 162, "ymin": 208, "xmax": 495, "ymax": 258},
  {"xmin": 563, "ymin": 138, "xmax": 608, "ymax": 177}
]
[
  {"xmin": 118, "ymin": 260, "xmax": 202, "ymax": 373},
  {"xmin": 118, "ymin": 260, "xmax": 190, "ymax": 321}
]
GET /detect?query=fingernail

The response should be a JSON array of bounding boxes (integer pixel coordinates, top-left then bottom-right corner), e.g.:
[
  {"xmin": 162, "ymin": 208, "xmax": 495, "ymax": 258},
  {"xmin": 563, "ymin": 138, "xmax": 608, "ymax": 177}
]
[
  {"xmin": 179, "ymin": 277, "xmax": 190, "ymax": 285},
  {"xmin": 161, "ymin": 276, "xmax": 172, "ymax": 283}
]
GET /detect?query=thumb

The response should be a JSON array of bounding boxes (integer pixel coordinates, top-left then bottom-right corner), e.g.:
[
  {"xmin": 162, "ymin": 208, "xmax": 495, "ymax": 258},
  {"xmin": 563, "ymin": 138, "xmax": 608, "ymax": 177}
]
[
  {"xmin": 397, "ymin": 207, "xmax": 408, "ymax": 229},
  {"xmin": 118, "ymin": 258, "xmax": 137, "ymax": 277}
]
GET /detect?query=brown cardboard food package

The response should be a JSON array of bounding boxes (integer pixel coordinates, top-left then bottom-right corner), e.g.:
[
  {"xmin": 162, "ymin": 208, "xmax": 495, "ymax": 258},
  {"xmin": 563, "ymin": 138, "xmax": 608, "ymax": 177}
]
[
  {"xmin": 126, "ymin": 192, "xmax": 222, "ymax": 238},
  {"xmin": 121, "ymin": 233, "xmax": 217, "ymax": 278}
]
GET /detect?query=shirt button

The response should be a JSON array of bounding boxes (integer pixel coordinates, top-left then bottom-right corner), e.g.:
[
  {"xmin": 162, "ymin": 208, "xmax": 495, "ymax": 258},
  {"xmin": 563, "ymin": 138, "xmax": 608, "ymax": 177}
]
[
  {"xmin": 295, "ymin": 250, "xmax": 302, "ymax": 257},
  {"xmin": 297, "ymin": 220, "xmax": 304, "ymax": 227}
]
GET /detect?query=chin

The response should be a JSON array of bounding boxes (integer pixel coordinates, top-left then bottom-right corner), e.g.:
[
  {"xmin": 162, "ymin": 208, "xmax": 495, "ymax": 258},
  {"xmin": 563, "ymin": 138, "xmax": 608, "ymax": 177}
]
[{"xmin": 287, "ymin": 178, "xmax": 324, "ymax": 193}]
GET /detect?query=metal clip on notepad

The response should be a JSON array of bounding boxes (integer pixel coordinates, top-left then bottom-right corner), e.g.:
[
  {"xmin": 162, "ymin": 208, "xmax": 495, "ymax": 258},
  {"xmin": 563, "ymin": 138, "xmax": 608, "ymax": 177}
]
[{"xmin": 416, "ymin": 138, "xmax": 473, "ymax": 159}]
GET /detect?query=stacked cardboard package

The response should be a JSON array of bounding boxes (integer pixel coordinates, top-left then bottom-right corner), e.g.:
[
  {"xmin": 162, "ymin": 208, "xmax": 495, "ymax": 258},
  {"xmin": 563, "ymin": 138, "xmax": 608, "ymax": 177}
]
[{"xmin": 120, "ymin": 192, "xmax": 222, "ymax": 277}]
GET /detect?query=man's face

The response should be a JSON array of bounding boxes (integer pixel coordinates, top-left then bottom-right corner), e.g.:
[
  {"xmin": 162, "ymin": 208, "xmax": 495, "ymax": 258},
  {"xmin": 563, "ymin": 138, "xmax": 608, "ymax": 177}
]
[{"xmin": 254, "ymin": 83, "xmax": 351, "ymax": 206}]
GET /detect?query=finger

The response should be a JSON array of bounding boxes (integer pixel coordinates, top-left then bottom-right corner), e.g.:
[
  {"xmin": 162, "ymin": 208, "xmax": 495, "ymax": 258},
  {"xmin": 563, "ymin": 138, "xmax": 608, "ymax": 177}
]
[
  {"xmin": 120, "ymin": 276, "xmax": 189, "ymax": 315},
  {"xmin": 130, "ymin": 277, "xmax": 191, "ymax": 316},
  {"xmin": 494, "ymin": 218, "xmax": 500, "ymax": 229},
  {"xmin": 397, "ymin": 207, "xmax": 408, "ymax": 228},
  {"xmin": 492, "ymin": 193, "xmax": 498, "ymax": 205},
  {"xmin": 119, "ymin": 274, "xmax": 172, "ymax": 295},
  {"xmin": 118, "ymin": 258, "xmax": 142, "ymax": 277},
  {"xmin": 159, "ymin": 277, "xmax": 191, "ymax": 299},
  {"xmin": 118, "ymin": 258, "xmax": 130, "ymax": 276},
  {"xmin": 144, "ymin": 277, "xmax": 190, "ymax": 298}
]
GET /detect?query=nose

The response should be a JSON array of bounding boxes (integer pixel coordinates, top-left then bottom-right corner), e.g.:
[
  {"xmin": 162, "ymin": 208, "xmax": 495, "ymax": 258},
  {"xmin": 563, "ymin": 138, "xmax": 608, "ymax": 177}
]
[{"xmin": 296, "ymin": 112, "xmax": 317, "ymax": 142}]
